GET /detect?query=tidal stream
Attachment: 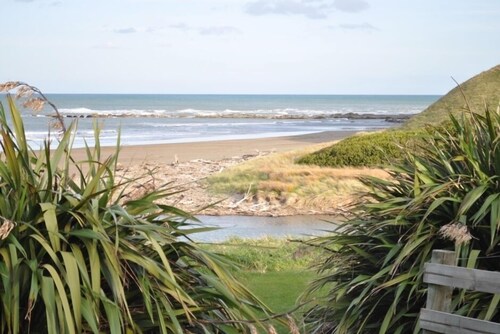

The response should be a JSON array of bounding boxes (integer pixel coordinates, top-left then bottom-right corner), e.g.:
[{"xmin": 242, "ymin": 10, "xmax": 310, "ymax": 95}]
[{"xmin": 183, "ymin": 215, "xmax": 338, "ymax": 242}]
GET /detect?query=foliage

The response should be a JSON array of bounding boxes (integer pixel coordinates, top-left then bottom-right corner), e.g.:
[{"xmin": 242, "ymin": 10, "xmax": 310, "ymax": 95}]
[
  {"xmin": 404, "ymin": 64, "xmax": 500, "ymax": 128},
  {"xmin": 0, "ymin": 95, "xmax": 268, "ymax": 334},
  {"xmin": 207, "ymin": 237, "xmax": 323, "ymax": 334},
  {"xmin": 297, "ymin": 130, "xmax": 425, "ymax": 167},
  {"xmin": 204, "ymin": 237, "xmax": 320, "ymax": 273},
  {"xmin": 303, "ymin": 105, "xmax": 500, "ymax": 333},
  {"xmin": 207, "ymin": 144, "xmax": 384, "ymax": 215},
  {"xmin": 238, "ymin": 271, "xmax": 318, "ymax": 334}
]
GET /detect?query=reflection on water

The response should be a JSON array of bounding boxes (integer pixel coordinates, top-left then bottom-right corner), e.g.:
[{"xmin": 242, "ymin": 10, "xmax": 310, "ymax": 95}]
[{"xmin": 182, "ymin": 215, "xmax": 338, "ymax": 242}]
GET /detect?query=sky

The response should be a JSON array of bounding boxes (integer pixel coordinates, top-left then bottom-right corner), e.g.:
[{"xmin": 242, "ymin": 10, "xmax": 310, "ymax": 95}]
[{"xmin": 1, "ymin": 0, "xmax": 499, "ymax": 94}]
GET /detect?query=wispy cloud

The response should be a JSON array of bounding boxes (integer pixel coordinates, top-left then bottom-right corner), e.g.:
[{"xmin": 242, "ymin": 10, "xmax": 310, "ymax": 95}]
[
  {"xmin": 169, "ymin": 23, "xmax": 241, "ymax": 36},
  {"xmin": 245, "ymin": 0, "xmax": 327, "ymax": 19},
  {"xmin": 244, "ymin": 0, "xmax": 369, "ymax": 19},
  {"xmin": 337, "ymin": 22, "xmax": 378, "ymax": 31},
  {"xmin": 113, "ymin": 27, "xmax": 138, "ymax": 34},
  {"xmin": 199, "ymin": 26, "xmax": 241, "ymax": 36},
  {"xmin": 109, "ymin": 23, "xmax": 240, "ymax": 37},
  {"xmin": 92, "ymin": 42, "xmax": 121, "ymax": 50},
  {"xmin": 14, "ymin": 0, "xmax": 63, "ymax": 6},
  {"xmin": 333, "ymin": 0, "xmax": 369, "ymax": 13},
  {"xmin": 168, "ymin": 23, "xmax": 192, "ymax": 32}
]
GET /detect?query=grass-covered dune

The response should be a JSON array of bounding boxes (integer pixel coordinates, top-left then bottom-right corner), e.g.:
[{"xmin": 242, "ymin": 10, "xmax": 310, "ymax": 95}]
[
  {"xmin": 299, "ymin": 64, "xmax": 500, "ymax": 168},
  {"xmin": 405, "ymin": 64, "xmax": 500, "ymax": 128},
  {"xmin": 296, "ymin": 129, "xmax": 424, "ymax": 167}
]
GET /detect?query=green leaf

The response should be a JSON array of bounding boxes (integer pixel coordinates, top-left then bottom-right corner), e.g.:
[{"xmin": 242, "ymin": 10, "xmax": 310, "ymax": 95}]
[
  {"xmin": 457, "ymin": 185, "xmax": 488, "ymax": 217},
  {"xmin": 43, "ymin": 264, "xmax": 76, "ymax": 334},
  {"xmin": 40, "ymin": 203, "xmax": 61, "ymax": 252},
  {"xmin": 41, "ymin": 276, "xmax": 58, "ymax": 333},
  {"xmin": 61, "ymin": 252, "xmax": 82, "ymax": 333}
]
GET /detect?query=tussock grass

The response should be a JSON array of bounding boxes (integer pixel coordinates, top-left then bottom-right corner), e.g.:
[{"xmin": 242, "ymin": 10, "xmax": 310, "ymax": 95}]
[
  {"xmin": 207, "ymin": 143, "xmax": 387, "ymax": 212},
  {"xmin": 204, "ymin": 236, "xmax": 321, "ymax": 273}
]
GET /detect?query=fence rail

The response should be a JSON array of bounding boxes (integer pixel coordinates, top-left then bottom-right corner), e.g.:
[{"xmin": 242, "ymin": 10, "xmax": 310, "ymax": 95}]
[{"xmin": 419, "ymin": 249, "xmax": 500, "ymax": 334}]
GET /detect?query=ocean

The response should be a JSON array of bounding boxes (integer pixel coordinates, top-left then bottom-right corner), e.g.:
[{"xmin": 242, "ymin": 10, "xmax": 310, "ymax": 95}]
[{"xmin": 5, "ymin": 94, "xmax": 439, "ymax": 148}]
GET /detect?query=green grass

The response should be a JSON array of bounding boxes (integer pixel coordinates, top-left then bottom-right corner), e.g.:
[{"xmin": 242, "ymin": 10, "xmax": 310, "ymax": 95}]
[
  {"xmin": 204, "ymin": 236, "xmax": 321, "ymax": 273},
  {"xmin": 297, "ymin": 129, "xmax": 425, "ymax": 167},
  {"xmin": 404, "ymin": 64, "xmax": 500, "ymax": 128},
  {"xmin": 237, "ymin": 271, "xmax": 316, "ymax": 334},
  {"xmin": 238, "ymin": 271, "xmax": 316, "ymax": 313},
  {"xmin": 205, "ymin": 237, "xmax": 325, "ymax": 333},
  {"xmin": 297, "ymin": 65, "xmax": 499, "ymax": 169}
]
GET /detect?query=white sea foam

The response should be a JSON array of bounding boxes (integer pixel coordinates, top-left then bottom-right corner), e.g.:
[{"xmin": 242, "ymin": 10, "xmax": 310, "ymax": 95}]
[
  {"xmin": 57, "ymin": 107, "xmax": 419, "ymax": 119},
  {"xmin": 15, "ymin": 95, "xmax": 436, "ymax": 149}
]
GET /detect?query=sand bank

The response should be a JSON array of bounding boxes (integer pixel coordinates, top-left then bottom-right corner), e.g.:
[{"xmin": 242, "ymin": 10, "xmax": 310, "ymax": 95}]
[{"xmin": 71, "ymin": 131, "xmax": 361, "ymax": 216}]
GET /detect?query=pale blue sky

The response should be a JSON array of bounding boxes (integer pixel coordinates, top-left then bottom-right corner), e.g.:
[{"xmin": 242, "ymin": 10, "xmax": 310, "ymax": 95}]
[{"xmin": 2, "ymin": 0, "xmax": 499, "ymax": 94}]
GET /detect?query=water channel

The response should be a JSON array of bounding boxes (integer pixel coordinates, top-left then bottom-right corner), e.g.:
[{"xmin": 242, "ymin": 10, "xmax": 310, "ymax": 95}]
[{"xmin": 182, "ymin": 215, "xmax": 338, "ymax": 242}]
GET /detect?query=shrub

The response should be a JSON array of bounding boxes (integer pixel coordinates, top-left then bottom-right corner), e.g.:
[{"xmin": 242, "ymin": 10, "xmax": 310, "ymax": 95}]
[
  {"xmin": 0, "ymin": 94, "xmax": 267, "ymax": 334},
  {"xmin": 303, "ymin": 105, "xmax": 500, "ymax": 333},
  {"xmin": 296, "ymin": 130, "xmax": 425, "ymax": 167}
]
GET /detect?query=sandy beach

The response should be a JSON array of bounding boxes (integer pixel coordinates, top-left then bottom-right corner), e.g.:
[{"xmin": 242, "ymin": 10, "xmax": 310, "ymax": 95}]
[
  {"xmin": 71, "ymin": 130, "xmax": 361, "ymax": 216},
  {"xmin": 74, "ymin": 130, "xmax": 360, "ymax": 166}
]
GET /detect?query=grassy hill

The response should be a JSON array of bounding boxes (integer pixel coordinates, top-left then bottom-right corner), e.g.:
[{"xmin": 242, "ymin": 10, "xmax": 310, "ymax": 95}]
[
  {"xmin": 404, "ymin": 64, "xmax": 500, "ymax": 128},
  {"xmin": 298, "ymin": 64, "xmax": 500, "ymax": 167}
]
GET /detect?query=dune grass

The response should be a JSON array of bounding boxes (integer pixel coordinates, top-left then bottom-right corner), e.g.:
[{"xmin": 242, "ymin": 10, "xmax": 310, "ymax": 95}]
[
  {"xmin": 297, "ymin": 129, "xmax": 425, "ymax": 168},
  {"xmin": 404, "ymin": 64, "xmax": 500, "ymax": 128},
  {"xmin": 206, "ymin": 143, "xmax": 387, "ymax": 212}
]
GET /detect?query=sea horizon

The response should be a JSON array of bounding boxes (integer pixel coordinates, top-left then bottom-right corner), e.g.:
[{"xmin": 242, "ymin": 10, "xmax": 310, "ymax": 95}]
[{"xmin": 1, "ymin": 94, "xmax": 440, "ymax": 148}]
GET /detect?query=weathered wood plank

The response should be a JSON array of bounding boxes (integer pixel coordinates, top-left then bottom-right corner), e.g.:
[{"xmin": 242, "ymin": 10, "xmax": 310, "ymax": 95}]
[
  {"xmin": 420, "ymin": 308, "xmax": 500, "ymax": 334},
  {"xmin": 423, "ymin": 250, "xmax": 457, "ymax": 334},
  {"xmin": 424, "ymin": 263, "xmax": 500, "ymax": 294}
]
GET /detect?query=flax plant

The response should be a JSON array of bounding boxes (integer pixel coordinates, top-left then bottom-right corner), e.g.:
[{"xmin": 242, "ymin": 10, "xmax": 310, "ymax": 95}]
[
  {"xmin": 0, "ymin": 94, "xmax": 268, "ymax": 333},
  {"xmin": 304, "ymin": 103, "xmax": 500, "ymax": 333}
]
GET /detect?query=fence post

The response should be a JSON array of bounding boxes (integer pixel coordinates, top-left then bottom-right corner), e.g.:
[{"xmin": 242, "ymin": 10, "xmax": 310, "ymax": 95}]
[{"xmin": 422, "ymin": 249, "xmax": 457, "ymax": 334}]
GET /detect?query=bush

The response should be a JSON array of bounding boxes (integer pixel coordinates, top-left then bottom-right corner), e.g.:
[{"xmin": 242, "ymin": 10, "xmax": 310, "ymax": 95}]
[
  {"xmin": 303, "ymin": 106, "xmax": 500, "ymax": 333},
  {"xmin": 296, "ymin": 129, "xmax": 425, "ymax": 167},
  {"xmin": 0, "ymin": 94, "xmax": 268, "ymax": 334}
]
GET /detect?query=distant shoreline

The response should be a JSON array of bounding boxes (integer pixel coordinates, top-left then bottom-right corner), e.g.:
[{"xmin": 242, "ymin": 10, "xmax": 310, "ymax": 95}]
[{"xmin": 55, "ymin": 112, "xmax": 412, "ymax": 122}]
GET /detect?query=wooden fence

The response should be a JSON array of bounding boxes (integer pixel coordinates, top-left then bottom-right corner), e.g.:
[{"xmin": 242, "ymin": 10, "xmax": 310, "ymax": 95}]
[{"xmin": 419, "ymin": 249, "xmax": 500, "ymax": 333}]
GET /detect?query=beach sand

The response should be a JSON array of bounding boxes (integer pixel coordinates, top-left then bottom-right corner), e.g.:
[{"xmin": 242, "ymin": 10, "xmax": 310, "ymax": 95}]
[
  {"xmin": 72, "ymin": 131, "xmax": 359, "ymax": 165},
  {"xmin": 71, "ymin": 130, "xmax": 360, "ymax": 216}
]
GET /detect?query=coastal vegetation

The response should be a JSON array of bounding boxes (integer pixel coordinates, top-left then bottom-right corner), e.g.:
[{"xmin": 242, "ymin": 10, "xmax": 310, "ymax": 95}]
[
  {"xmin": 204, "ymin": 237, "xmax": 318, "ymax": 273},
  {"xmin": 299, "ymin": 64, "xmax": 499, "ymax": 169},
  {"xmin": 404, "ymin": 64, "xmax": 500, "ymax": 128},
  {"xmin": 205, "ymin": 237, "xmax": 324, "ymax": 334},
  {"xmin": 2, "ymin": 65, "xmax": 498, "ymax": 334},
  {"xmin": 206, "ymin": 143, "xmax": 387, "ymax": 214},
  {"xmin": 296, "ymin": 129, "xmax": 424, "ymax": 167},
  {"xmin": 303, "ymin": 106, "xmax": 500, "ymax": 333},
  {"xmin": 0, "ymin": 88, "xmax": 269, "ymax": 333}
]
